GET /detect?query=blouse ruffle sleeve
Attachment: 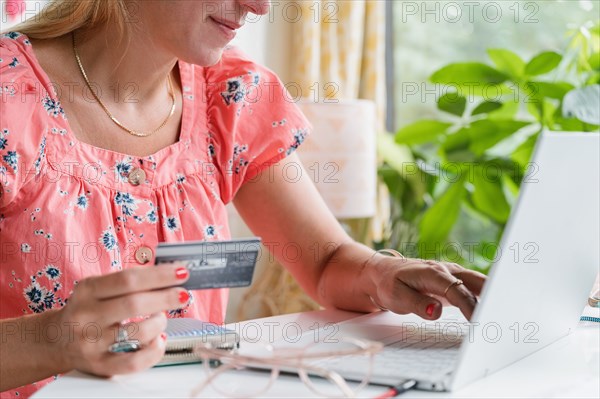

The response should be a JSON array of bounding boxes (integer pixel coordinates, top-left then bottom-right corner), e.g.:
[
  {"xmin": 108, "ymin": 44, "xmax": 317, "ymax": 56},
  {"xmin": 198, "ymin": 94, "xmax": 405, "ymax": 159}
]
[
  {"xmin": 204, "ymin": 46, "xmax": 312, "ymax": 204},
  {"xmin": 0, "ymin": 33, "xmax": 51, "ymax": 211}
]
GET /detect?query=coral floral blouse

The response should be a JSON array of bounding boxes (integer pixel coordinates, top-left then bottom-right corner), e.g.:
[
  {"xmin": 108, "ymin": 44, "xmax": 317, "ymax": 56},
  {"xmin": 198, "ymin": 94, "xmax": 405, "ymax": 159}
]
[{"xmin": 0, "ymin": 31, "xmax": 310, "ymax": 398}]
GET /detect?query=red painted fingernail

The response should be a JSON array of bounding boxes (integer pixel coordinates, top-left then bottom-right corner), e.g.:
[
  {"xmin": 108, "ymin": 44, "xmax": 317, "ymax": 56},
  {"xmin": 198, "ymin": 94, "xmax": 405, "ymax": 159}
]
[
  {"xmin": 426, "ymin": 304, "xmax": 435, "ymax": 317},
  {"xmin": 175, "ymin": 267, "xmax": 189, "ymax": 279},
  {"xmin": 178, "ymin": 290, "xmax": 190, "ymax": 304},
  {"xmin": 160, "ymin": 332, "xmax": 167, "ymax": 341}
]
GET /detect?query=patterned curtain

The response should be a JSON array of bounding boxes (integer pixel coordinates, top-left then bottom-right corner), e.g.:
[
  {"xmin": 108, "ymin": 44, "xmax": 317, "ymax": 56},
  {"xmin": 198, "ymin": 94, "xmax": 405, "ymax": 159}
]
[
  {"xmin": 237, "ymin": 0, "xmax": 387, "ymax": 320},
  {"xmin": 292, "ymin": 0, "xmax": 386, "ymax": 127}
]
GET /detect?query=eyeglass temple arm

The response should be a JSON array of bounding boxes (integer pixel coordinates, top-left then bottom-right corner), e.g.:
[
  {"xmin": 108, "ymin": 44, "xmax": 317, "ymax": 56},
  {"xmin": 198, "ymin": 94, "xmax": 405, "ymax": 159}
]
[{"xmin": 299, "ymin": 364, "xmax": 356, "ymax": 397}]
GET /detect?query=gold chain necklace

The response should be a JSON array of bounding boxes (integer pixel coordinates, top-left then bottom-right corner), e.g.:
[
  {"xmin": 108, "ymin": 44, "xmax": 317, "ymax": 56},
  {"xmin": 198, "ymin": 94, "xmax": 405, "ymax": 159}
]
[{"xmin": 72, "ymin": 31, "xmax": 176, "ymax": 138}]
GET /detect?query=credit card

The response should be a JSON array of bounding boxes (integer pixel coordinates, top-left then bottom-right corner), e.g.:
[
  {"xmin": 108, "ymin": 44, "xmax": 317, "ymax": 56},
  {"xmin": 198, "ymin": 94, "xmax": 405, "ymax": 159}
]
[{"xmin": 154, "ymin": 238, "xmax": 261, "ymax": 290}]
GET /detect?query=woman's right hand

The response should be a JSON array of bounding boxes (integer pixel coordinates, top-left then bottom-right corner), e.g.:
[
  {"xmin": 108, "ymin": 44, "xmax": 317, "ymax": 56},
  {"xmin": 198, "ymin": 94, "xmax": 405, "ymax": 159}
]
[{"xmin": 49, "ymin": 263, "xmax": 190, "ymax": 377}]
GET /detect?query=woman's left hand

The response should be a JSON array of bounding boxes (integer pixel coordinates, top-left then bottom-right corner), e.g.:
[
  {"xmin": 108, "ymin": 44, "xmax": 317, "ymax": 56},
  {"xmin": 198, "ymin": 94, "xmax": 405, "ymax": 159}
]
[{"xmin": 367, "ymin": 256, "xmax": 486, "ymax": 321}]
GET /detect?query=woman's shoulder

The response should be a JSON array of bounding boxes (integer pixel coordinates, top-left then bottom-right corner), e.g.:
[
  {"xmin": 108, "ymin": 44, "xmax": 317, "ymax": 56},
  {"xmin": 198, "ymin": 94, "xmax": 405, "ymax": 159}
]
[
  {"xmin": 0, "ymin": 31, "xmax": 34, "ymax": 74},
  {"xmin": 188, "ymin": 46, "xmax": 312, "ymax": 203},
  {"xmin": 0, "ymin": 32, "xmax": 54, "ymax": 210},
  {"xmin": 0, "ymin": 30, "xmax": 31, "ymax": 49},
  {"xmin": 1, "ymin": 31, "xmax": 52, "ymax": 100},
  {"xmin": 201, "ymin": 45, "xmax": 282, "ymax": 99}
]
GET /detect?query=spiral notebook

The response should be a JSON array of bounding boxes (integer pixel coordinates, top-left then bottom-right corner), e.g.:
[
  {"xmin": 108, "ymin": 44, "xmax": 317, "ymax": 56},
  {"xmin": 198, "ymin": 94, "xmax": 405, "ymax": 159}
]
[
  {"xmin": 156, "ymin": 318, "xmax": 240, "ymax": 367},
  {"xmin": 579, "ymin": 305, "xmax": 600, "ymax": 326}
]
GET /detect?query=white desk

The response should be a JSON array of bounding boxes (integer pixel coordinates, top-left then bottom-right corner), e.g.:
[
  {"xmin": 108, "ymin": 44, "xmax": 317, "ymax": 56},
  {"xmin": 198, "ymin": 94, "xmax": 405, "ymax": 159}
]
[{"xmin": 33, "ymin": 308, "xmax": 600, "ymax": 398}]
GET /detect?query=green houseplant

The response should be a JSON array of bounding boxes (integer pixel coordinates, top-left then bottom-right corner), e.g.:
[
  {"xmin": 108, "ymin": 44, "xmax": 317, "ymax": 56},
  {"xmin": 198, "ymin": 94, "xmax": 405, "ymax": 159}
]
[{"xmin": 376, "ymin": 21, "xmax": 600, "ymax": 272}]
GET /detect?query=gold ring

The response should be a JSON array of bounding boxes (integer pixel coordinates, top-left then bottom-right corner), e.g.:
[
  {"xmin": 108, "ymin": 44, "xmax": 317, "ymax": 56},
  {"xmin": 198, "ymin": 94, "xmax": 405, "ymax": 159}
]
[
  {"xmin": 369, "ymin": 295, "xmax": 389, "ymax": 312},
  {"xmin": 443, "ymin": 279, "xmax": 464, "ymax": 296}
]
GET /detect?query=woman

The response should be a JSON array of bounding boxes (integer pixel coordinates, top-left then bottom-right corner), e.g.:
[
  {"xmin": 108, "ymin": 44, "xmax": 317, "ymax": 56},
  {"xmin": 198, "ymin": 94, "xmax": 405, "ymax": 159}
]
[{"xmin": 0, "ymin": 1, "xmax": 485, "ymax": 397}]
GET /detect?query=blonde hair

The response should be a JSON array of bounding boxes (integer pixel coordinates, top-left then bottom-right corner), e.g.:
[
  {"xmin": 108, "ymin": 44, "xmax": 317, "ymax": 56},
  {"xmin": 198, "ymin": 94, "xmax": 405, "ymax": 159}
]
[{"xmin": 1, "ymin": 0, "xmax": 131, "ymax": 42}]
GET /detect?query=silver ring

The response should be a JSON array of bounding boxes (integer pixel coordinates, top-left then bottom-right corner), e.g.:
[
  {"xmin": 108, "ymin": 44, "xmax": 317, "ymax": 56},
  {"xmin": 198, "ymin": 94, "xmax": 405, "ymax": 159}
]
[
  {"xmin": 108, "ymin": 340, "xmax": 141, "ymax": 353},
  {"xmin": 116, "ymin": 325, "xmax": 129, "ymax": 342},
  {"xmin": 108, "ymin": 325, "xmax": 141, "ymax": 354}
]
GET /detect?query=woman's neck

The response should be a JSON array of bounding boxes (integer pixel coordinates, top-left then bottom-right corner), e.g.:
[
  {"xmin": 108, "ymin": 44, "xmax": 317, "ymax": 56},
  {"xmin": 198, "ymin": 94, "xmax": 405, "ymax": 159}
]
[{"xmin": 71, "ymin": 24, "xmax": 179, "ymax": 109}]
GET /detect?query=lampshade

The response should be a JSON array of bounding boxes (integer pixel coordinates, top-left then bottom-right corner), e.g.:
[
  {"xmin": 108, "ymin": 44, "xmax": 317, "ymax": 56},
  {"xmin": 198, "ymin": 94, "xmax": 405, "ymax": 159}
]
[{"xmin": 296, "ymin": 99, "xmax": 377, "ymax": 219}]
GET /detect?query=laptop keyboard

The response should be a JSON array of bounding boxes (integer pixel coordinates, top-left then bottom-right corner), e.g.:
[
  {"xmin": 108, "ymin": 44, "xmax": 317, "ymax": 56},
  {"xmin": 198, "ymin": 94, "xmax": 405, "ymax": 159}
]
[{"xmin": 313, "ymin": 323, "xmax": 465, "ymax": 381}]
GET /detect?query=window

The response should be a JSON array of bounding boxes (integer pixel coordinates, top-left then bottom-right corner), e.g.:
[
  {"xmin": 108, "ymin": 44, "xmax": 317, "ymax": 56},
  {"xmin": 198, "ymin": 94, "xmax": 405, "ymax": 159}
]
[
  {"xmin": 381, "ymin": 0, "xmax": 598, "ymax": 267},
  {"xmin": 390, "ymin": 0, "xmax": 596, "ymax": 130}
]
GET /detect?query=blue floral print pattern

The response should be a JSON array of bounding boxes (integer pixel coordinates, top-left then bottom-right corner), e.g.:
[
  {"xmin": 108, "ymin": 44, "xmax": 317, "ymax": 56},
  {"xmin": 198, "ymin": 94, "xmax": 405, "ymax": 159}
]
[
  {"xmin": 203, "ymin": 224, "xmax": 222, "ymax": 240},
  {"xmin": 221, "ymin": 77, "xmax": 245, "ymax": 106},
  {"xmin": 146, "ymin": 206, "xmax": 158, "ymax": 224},
  {"xmin": 287, "ymin": 128, "xmax": 308, "ymax": 155},
  {"xmin": 2, "ymin": 150, "xmax": 19, "ymax": 172},
  {"xmin": 33, "ymin": 136, "xmax": 47, "ymax": 175},
  {"xmin": 75, "ymin": 194, "xmax": 89, "ymax": 210},
  {"xmin": 42, "ymin": 95, "xmax": 65, "ymax": 118},
  {"xmin": 228, "ymin": 143, "xmax": 249, "ymax": 174},
  {"xmin": 0, "ymin": 129, "xmax": 8, "ymax": 150},
  {"xmin": 220, "ymin": 72, "xmax": 261, "ymax": 116},
  {"xmin": 114, "ymin": 158, "xmax": 133, "ymax": 182},
  {"xmin": 114, "ymin": 192, "xmax": 138, "ymax": 218},
  {"xmin": 2, "ymin": 31, "xmax": 21, "ymax": 39},
  {"xmin": 164, "ymin": 215, "xmax": 180, "ymax": 232},
  {"xmin": 22, "ymin": 264, "xmax": 65, "ymax": 313},
  {"xmin": 100, "ymin": 229, "xmax": 117, "ymax": 251},
  {"xmin": 7, "ymin": 57, "xmax": 19, "ymax": 68}
]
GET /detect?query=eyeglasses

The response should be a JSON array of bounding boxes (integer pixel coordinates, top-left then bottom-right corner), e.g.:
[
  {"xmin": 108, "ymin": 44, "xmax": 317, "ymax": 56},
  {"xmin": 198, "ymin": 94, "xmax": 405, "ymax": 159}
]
[{"xmin": 189, "ymin": 337, "xmax": 384, "ymax": 398}]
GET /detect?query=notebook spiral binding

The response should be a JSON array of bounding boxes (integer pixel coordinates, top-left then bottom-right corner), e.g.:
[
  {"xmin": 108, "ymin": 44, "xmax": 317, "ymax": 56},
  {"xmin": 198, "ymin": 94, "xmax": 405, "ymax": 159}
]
[
  {"xmin": 156, "ymin": 318, "xmax": 240, "ymax": 367},
  {"xmin": 580, "ymin": 316, "xmax": 600, "ymax": 323}
]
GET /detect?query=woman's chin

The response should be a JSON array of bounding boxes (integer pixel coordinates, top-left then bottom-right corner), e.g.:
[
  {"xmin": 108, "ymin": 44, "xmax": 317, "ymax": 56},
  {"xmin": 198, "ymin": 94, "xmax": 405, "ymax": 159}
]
[{"xmin": 188, "ymin": 48, "xmax": 225, "ymax": 67}]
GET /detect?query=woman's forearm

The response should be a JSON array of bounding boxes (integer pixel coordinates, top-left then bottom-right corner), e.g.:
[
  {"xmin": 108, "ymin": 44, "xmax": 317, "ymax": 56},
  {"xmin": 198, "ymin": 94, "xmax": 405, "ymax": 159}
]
[{"xmin": 0, "ymin": 309, "xmax": 70, "ymax": 391}]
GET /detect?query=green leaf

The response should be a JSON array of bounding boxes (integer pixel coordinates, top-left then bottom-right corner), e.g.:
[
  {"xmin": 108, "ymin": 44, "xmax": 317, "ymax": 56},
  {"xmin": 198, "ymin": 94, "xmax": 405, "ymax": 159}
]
[
  {"xmin": 379, "ymin": 166, "xmax": 409, "ymax": 203},
  {"xmin": 470, "ymin": 166, "xmax": 511, "ymax": 224},
  {"xmin": 379, "ymin": 132, "xmax": 414, "ymax": 170},
  {"xmin": 541, "ymin": 98, "xmax": 558, "ymax": 128},
  {"xmin": 587, "ymin": 71, "xmax": 600, "ymax": 85},
  {"xmin": 511, "ymin": 133, "xmax": 539, "ymax": 170},
  {"xmin": 444, "ymin": 149, "xmax": 478, "ymax": 163},
  {"xmin": 487, "ymin": 101, "xmax": 520, "ymax": 120},
  {"xmin": 527, "ymin": 101, "xmax": 542, "ymax": 122},
  {"xmin": 442, "ymin": 128, "xmax": 470, "ymax": 152},
  {"xmin": 501, "ymin": 173, "xmax": 520, "ymax": 207},
  {"xmin": 430, "ymin": 63, "xmax": 509, "ymax": 85},
  {"xmin": 487, "ymin": 49, "xmax": 526, "ymax": 78},
  {"xmin": 395, "ymin": 120, "xmax": 452, "ymax": 146},
  {"xmin": 462, "ymin": 120, "xmax": 530, "ymax": 155},
  {"xmin": 525, "ymin": 81, "xmax": 574, "ymax": 101},
  {"xmin": 589, "ymin": 52, "xmax": 600, "ymax": 71},
  {"xmin": 552, "ymin": 116, "xmax": 585, "ymax": 132},
  {"xmin": 419, "ymin": 178, "xmax": 466, "ymax": 246},
  {"xmin": 472, "ymin": 101, "xmax": 503, "ymax": 116},
  {"xmin": 437, "ymin": 93, "xmax": 466, "ymax": 116},
  {"xmin": 378, "ymin": 132, "xmax": 427, "ymax": 201},
  {"xmin": 525, "ymin": 51, "xmax": 562, "ymax": 76},
  {"xmin": 440, "ymin": 128, "xmax": 477, "ymax": 163}
]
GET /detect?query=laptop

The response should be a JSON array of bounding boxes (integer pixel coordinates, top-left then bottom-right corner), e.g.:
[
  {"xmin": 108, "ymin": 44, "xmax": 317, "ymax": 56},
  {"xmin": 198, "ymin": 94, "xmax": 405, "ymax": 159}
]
[{"xmin": 244, "ymin": 131, "xmax": 600, "ymax": 392}]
